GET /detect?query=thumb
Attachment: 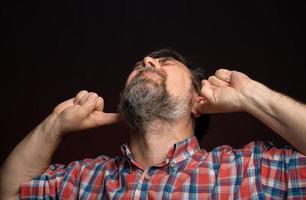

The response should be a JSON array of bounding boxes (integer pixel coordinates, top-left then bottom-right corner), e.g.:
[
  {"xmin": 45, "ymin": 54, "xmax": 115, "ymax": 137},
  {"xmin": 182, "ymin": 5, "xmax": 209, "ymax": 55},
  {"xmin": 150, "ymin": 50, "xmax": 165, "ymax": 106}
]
[
  {"xmin": 103, "ymin": 113, "xmax": 122, "ymax": 125},
  {"xmin": 93, "ymin": 112, "xmax": 122, "ymax": 126},
  {"xmin": 194, "ymin": 80, "xmax": 215, "ymax": 114},
  {"xmin": 191, "ymin": 96, "xmax": 206, "ymax": 118},
  {"xmin": 200, "ymin": 80, "xmax": 214, "ymax": 101}
]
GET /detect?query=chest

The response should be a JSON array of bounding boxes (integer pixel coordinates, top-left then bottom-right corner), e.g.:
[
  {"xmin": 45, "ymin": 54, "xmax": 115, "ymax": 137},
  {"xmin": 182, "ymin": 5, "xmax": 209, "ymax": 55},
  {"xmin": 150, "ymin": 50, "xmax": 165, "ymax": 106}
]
[{"xmin": 78, "ymin": 166, "xmax": 263, "ymax": 200}]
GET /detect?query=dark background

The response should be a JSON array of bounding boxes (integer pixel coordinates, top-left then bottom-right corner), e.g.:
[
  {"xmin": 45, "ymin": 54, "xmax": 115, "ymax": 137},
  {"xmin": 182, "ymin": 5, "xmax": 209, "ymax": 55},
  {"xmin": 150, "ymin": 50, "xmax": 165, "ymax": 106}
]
[{"xmin": 1, "ymin": 1, "xmax": 306, "ymax": 165}]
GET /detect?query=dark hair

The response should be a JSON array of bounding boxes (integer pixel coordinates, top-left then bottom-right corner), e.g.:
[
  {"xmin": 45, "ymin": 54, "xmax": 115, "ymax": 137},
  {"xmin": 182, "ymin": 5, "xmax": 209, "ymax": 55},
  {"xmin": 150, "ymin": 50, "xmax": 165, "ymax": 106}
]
[{"xmin": 146, "ymin": 48, "xmax": 210, "ymax": 142}]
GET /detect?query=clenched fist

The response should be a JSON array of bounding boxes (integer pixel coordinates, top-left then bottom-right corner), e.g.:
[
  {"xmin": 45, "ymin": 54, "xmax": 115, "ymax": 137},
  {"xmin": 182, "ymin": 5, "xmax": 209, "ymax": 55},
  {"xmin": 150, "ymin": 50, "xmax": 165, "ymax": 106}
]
[
  {"xmin": 194, "ymin": 69, "xmax": 254, "ymax": 114},
  {"xmin": 53, "ymin": 90, "xmax": 121, "ymax": 134}
]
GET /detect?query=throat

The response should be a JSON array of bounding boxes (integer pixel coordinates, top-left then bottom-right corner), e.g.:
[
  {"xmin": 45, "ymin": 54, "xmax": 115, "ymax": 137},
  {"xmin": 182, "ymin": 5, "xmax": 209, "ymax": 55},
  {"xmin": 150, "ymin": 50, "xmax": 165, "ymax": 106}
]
[
  {"xmin": 128, "ymin": 119, "xmax": 194, "ymax": 169},
  {"xmin": 129, "ymin": 133, "xmax": 175, "ymax": 169}
]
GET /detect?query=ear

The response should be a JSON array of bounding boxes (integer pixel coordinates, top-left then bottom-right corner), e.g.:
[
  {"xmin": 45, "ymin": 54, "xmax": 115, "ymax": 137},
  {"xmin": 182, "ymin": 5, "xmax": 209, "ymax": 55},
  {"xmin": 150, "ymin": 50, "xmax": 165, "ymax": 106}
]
[{"xmin": 191, "ymin": 95, "xmax": 206, "ymax": 118}]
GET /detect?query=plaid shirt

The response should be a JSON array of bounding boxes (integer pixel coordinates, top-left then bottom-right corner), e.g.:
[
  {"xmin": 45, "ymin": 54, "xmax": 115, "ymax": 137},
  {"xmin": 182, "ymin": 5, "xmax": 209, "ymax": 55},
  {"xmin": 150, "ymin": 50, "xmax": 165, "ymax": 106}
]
[{"xmin": 21, "ymin": 136, "xmax": 306, "ymax": 199}]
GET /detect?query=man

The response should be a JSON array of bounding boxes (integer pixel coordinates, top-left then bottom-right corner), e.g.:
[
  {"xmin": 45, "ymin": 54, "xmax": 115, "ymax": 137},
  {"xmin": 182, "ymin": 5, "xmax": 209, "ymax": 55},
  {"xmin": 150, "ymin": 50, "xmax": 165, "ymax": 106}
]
[{"xmin": 1, "ymin": 49, "xmax": 306, "ymax": 199}]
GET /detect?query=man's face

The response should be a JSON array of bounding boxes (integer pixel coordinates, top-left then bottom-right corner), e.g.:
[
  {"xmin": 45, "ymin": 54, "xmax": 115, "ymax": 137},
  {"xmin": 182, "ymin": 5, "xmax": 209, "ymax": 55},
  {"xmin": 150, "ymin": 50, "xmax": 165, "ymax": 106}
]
[
  {"xmin": 126, "ymin": 56, "xmax": 194, "ymax": 99},
  {"xmin": 118, "ymin": 56, "xmax": 196, "ymax": 133}
]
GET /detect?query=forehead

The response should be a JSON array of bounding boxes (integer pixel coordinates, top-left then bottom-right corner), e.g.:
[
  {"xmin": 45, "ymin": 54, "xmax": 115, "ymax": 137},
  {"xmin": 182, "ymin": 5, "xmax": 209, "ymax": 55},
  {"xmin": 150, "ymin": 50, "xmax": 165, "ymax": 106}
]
[{"xmin": 147, "ymin": 50, "xmax": 188, "ymax": 65}]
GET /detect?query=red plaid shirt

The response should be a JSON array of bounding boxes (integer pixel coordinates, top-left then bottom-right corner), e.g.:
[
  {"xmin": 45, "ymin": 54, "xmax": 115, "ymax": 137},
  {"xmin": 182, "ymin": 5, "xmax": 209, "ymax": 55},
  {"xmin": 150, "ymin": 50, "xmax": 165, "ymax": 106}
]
[{"xmin": 21, "ymin": 136, "xmax": 306, "ymax": 199}]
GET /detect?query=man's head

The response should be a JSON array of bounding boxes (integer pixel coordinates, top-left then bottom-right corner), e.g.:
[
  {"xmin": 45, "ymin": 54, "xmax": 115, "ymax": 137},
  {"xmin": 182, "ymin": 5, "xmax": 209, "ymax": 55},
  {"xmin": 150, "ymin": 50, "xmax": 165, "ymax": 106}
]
[{"xmin": 118, "ymin": 49, "xmax": 208, "ymax": 137}]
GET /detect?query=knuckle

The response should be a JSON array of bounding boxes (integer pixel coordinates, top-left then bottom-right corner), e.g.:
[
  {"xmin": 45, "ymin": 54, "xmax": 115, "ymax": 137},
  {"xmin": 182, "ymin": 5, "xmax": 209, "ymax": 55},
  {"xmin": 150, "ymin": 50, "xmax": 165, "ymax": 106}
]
[
  {"xmin": 78, "ymin": 90, "xmax": 88, "ymax": 95},
  {"xmin": 216, "ymin": 69, "xmax": 225, "ymax": 76},
  {"xmin": 76, "ymin": 90, "xmax": 88, "ymax": 99},
  {"xmin": 75, "ymin": 91, "xmax": 88, "ymax": 104},
  {"xmin": 208, "ymin": 76, "xmax": 215, "ymax": 81},
  {"xmin": 89, "ymin": 92, "xmax": 98, "ymax": 98},
  {"xmin": 215, "ymin": 69, "xmax": 223, "ymax": 74}
]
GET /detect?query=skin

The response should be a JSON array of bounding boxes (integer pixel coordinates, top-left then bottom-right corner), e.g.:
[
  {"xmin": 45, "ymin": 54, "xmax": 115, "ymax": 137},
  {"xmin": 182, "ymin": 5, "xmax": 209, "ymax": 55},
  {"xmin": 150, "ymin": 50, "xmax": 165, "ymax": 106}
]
[
  {"xmin": 126, "ymin": 57, "xmax": 200, "ymax": 169},
  {"xmin": 127, "ymin": 57, "xmax": 194, "ymax": 99},
  {"xmin": 1, "ymin": 56, "xmax": 306, "ymax": 199}
]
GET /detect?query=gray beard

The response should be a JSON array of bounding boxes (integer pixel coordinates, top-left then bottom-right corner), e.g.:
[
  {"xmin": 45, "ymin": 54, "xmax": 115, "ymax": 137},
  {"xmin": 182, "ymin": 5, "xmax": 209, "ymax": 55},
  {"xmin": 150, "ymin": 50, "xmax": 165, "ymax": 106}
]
[{"xmin": 118, "ymin": 68, "xmax": 189, "ymax": 134}]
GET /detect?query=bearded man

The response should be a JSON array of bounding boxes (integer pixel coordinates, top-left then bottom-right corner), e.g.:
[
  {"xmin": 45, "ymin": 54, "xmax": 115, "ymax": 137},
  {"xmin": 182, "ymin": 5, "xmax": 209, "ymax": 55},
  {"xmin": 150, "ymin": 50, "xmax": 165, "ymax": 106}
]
[{"xmin": 1, "ymin": 49, "xmax": 306, "ymax": 199}]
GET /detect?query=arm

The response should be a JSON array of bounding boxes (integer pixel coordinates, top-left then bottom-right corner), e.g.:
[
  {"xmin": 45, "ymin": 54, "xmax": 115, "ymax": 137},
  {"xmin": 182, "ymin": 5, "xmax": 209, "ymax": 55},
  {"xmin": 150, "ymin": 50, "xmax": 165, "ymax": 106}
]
[
  {"xmin": 0, "ymin": 91, "xmax": 120, "ymax": 200},
  {"xmin": 0, "ymin": 114, "xmax": 61, "ymax": 200},
  {"xmin": 240, "ymin": 79, "xmax": 306, "ymax": 155},
  {"xmin": 194, "ymin": 69, "xmax": 306, "ymax": 154}
]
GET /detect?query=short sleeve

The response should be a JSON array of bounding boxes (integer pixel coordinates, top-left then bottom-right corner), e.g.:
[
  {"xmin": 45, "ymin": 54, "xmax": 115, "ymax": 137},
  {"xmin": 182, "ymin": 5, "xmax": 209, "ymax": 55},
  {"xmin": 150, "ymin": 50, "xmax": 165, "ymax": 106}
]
[
  {"xmin": 20, "ymin": 156, "xmax": 110, "ymax": 199},
  {"xmin": 258, "ymin": 141, "xmax": 306, "ymax": 199}
]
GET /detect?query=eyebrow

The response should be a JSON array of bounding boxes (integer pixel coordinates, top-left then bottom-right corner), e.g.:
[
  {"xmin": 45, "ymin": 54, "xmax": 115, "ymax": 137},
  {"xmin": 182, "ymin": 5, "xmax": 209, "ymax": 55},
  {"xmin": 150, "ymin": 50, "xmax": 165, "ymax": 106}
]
[
  {"xmin": 133, "ymin": 57, "xmax": 176, "ymax": 69},
  {"xmin": 158, "ymin": 57, "xmax": 175, "ymax": 63}
]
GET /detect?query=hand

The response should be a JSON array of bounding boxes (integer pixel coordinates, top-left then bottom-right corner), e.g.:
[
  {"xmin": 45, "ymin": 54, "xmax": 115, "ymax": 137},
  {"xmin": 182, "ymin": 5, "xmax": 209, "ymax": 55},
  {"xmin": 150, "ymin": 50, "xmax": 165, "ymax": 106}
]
[
  {"xmin": 194, "ymin": 69, "xmax": 253, "ymax": 114},
  {"xmin": 53, "ymin": 90, "xmax": 121, "ymax": 134}
]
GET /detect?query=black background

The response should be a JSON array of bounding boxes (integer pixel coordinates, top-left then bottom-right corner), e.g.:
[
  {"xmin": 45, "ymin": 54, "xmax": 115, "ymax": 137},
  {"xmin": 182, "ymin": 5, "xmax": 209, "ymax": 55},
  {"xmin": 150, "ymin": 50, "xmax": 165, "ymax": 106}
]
[{"xmin": 1, "ymin": 1, "xmax": 306, "ymax": 165}]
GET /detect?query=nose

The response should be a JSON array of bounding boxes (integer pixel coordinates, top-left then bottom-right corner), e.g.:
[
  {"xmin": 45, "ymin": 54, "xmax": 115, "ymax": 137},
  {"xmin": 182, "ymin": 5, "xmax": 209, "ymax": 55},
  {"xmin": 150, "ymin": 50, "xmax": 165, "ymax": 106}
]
[{"xmin": 143, "ymin": 57, "xmax": 161, "ymax": 69}]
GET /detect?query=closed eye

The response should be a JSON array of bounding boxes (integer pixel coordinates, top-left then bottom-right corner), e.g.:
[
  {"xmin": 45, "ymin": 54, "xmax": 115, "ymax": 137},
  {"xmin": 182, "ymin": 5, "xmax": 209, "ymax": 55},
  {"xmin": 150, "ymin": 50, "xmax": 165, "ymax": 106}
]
[
  {"xmin": 163, "ymin": 61, "xmax": 174, "ymax": 65},
  {"xmin": 159, "ymin": 57, "xmax": 175, "ymax": 66}
]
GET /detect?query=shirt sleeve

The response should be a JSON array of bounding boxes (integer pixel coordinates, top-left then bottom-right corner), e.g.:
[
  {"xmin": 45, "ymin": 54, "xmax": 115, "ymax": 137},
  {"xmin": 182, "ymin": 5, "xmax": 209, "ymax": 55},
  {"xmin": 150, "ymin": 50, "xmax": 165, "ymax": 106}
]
[
  {"xmin": 20, "ymin": 156, "xmax": 110, "ymax": 199},
  {"xmin": 257, "ymin": 141, "xmax": 306, "ymax": 198}
]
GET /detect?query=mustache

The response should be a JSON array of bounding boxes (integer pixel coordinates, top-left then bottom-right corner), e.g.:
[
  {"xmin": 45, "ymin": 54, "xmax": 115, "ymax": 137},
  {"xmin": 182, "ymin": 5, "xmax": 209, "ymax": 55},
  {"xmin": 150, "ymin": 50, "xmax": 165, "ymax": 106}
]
[{"xmin": 134, "ymin": 66, "xmax": 167, "ymax": 81}]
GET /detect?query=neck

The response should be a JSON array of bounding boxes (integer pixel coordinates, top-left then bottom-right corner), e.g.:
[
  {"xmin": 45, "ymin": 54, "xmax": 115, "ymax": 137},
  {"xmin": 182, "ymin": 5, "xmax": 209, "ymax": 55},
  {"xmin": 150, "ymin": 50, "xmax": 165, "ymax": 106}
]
[{"xmin": 129, "ymin": 116, "xmax": 194, "ymax": 169}]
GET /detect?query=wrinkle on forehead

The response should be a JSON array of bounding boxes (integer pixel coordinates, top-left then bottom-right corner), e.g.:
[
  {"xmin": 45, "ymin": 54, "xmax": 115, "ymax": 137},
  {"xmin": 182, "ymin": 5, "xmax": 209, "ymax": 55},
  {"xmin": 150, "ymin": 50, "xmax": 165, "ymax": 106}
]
[
  {"xmin": 147, "ymin": 48, "xmax": 188, "ymax": 65},
  {"xmin": 133, "ymin": 57, "xmax": 178, "ymax": 69}
]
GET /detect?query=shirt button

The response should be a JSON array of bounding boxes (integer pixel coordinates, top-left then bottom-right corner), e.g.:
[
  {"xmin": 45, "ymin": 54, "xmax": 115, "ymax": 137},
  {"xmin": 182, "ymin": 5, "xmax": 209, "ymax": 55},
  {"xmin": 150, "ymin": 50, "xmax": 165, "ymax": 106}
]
[
  {"xmin": 170, "ymin": 162, "xmax": 175, "ymax": 168},
  {"xmin": 145, "ymin": 174, "xmax": 151, "ymax": 181}
]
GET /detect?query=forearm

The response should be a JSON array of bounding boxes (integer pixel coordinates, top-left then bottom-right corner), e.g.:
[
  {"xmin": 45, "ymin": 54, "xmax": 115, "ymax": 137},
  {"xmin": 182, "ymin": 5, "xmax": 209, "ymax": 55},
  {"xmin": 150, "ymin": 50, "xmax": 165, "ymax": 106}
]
[
  {"xmin": 0, "ymin": 113, "xmax": 62, "ymax": 200},
  {"xmin": 241, "ymin": 80, "xmax": 306, "ymax": 154}
]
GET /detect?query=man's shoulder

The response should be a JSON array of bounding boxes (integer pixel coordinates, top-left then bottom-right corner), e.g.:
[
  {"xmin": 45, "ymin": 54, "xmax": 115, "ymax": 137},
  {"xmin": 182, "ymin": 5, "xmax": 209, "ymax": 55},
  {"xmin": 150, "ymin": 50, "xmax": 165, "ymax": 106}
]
[
  {"xmin": 201, "ymin": 140, "xmax": 303, "ymax": 162},
  {"xmin": 206, "ymin": 140, "xmax": 292, "ymax": 153},
  {"xmin": 45, "ymin": 155, "xmax": 124, "ymax": 177}
]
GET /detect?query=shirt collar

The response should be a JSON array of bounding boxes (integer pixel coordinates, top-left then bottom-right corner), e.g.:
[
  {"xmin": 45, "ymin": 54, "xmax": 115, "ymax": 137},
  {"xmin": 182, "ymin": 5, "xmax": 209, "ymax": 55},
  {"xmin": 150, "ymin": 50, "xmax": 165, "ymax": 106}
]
[
  {"xmin": 121, "ymin": 136, "xmax": 200, "ymax": 172},
  {"xmin": 167, "ymin": 136, "xmax": 201, "ymax": 165}
]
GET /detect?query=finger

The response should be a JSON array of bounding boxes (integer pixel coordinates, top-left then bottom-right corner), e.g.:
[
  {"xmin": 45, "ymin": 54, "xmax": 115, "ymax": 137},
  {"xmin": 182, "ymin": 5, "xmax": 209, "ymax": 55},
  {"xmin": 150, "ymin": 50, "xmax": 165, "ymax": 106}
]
[
  {"xmin": 208, "ymin": 76, "xmax": 229, "ymax": 87},
  {"xmin": 95, "ymin": 97, "xmax": 104, "ymax": 111},
  {"xmin": 80, "ymin": 92, "xmax": 97, "ymax": 105},
  {"xmin": 215, "ymin": 69, "xmax": 231, "ymax": 82},
  {"xmin": 74, "ymin": 90, "xmax": 88, "ymax": 105},
  {"xmin": 79, "ymin": 93, "xmax": 99, "ymax": 115},
  {"xmin": 191, "ymin": 96, "xmax": 206, "ymax": 118},
  {"xmin": 200, "ymin": 80, "xmax": 214, "ymax": 101},
  {"xmin": 194, "ymin": 95, "xmax": 207, "ymax": 104},
  {"xmin": 103, "ymin": 113, "xmax": 122, "ymax": 125},
  {"xmin": 194, "ymin": 80, "xmax": 215, "ymax": 113},
  {"xmin": 93, "ymin": 112, "xmax": 122, "ymax": 125}
]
